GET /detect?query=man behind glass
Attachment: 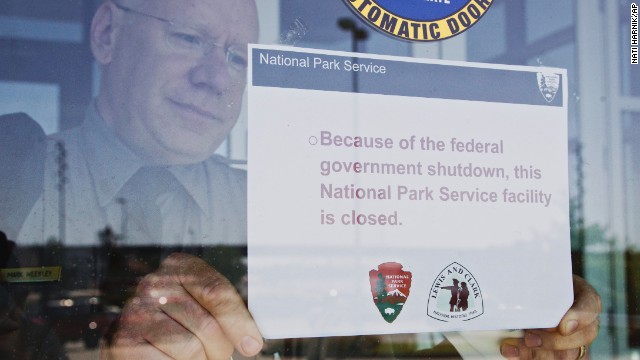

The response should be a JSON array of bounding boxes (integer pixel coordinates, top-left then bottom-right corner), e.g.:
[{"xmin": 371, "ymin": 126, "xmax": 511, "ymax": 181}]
[{"xmin": 8, "ymin": 0, "xmax": 601, "ymax": 359}]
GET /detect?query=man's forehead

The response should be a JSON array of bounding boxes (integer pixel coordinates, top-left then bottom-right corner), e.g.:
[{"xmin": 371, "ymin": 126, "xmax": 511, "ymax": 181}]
[
  {"xmin": 134, "ymin": 0, "xmax": 258, "ymax": 40},
  {"xmin": 134, "ymin": 0, "xmax": 257, "ymax": 22}
]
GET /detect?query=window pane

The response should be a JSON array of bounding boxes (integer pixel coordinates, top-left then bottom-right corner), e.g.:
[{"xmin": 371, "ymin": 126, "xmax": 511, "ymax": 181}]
[
  {"xmin": 467, "ymin": 2, "xmax": 507, "ymax": 62},
  {"xmin": 1, "ymin": 1, "xmax": 638, "ymax": 359},
  {"xmin": 526, "ymin": 0, "xmax": 575, "ymax": 43},
  {"xmin": 623, "ymin": 112, "xmax": 640, "ymax": 247},
  {"xmin": 0, "ymin": 81, "xmax": 59, "ymax": 134}
]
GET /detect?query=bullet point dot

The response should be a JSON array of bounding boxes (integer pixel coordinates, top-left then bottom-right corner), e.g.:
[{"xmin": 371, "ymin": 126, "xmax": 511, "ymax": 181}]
[{"xmin": 309, "ymin": 136, "xmax": 318, "ymax": 145}]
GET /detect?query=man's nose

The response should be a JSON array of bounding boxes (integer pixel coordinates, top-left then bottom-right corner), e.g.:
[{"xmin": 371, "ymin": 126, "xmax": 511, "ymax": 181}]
[{"xmin": 188, "ymin": 49, "xmax": 235, "ymax": 92}]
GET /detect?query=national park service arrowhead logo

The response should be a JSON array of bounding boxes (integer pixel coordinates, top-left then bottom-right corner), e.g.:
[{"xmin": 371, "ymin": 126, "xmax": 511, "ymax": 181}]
[
  {"xmin": 427, "ymin": 262, "xmax": 484, "ymax": 322},
  {"xmin": 369, "ymin": 262, "xmax": 412, "ymax": 323},
  {"xmin": 537, "ymin": 72, "xmax": 561, "ymax": 103}
]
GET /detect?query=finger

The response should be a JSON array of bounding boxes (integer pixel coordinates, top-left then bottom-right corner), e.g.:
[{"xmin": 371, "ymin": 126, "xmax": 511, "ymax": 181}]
[
  {"xmin": 502, "ymin": 339, "xmax": 577, "ymax": 360},
  {"xmin": 530, "ymin": 348, "xmax": 552, "ymax": 360},
  {"xmin": 158, "ymin": 285, "xmax": 235, "ymax": 359},
  {"xmin": 501, "ymin": 338, "xmax": 531, "ymax": 360},
  {"xmin": 109, "ymin": 300, "xmax": 174, "ymax": 360},
  {"xmin": 530, "ymin": 348, "xmax": 581, "ymax": 360},
  {"xmin": 106, "ymin": 341, "xmax": 174, "ymax": 360},
  {"xmin": 523, "ymin": 319, "xmax": 598, "ymax": 351},
  {"xmin": 163, "ymin": 253, "xmax": 264, "ymax": 357},
  {"xmin": 500, "ymin": 341, "xmax": 521, "ymax": 359},
  {"xmin": 114, "ymin": 276, "xmax": 211, "ymax": 360},
  {"xmin": 138, "ymin": 262, "xmax": 236, "ymax": 360},
  {"xmin": 143, "ymin": 311, "xmax": 208, "ymax": 360},
  {"xmin": 557, "ymin": 275, "xmax": 602, "ymax": 336},
  {"xmin": 502, "ymin": 337, "xmax": 590, "ymax": 360}
]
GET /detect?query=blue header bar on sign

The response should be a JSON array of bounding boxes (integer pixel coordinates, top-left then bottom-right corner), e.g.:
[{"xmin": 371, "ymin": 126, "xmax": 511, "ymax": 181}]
[{"xmin": 251, "ymin": 48, "xmax": 564, "ymax": 107}]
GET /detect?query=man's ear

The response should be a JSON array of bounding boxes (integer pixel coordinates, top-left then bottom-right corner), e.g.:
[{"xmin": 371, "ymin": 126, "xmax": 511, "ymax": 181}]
[{"xmin": 91, "ymin": 2, "xmax": 120, "ymax": 65}]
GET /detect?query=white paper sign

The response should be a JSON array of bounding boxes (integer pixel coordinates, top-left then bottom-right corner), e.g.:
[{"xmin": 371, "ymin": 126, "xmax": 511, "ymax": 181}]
[{"xmin": 248, "ymin": 45, "xmax": 572, "ymax": 339}]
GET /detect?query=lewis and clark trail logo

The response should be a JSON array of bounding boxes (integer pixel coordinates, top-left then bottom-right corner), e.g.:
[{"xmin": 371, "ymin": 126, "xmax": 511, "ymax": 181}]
[
  {"xmin": 343, "ymin": 0, "xmax": 493, "ymax": 42},
  {"xmin": 369, "ymin": 262, "xmax": 412, "ymax": 323},
  {"xmin": 427, "ymin": 262, "xmax": 484, "ymax": 322}
]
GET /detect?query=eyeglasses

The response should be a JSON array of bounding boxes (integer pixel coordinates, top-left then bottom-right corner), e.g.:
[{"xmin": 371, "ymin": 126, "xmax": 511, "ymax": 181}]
[{"xmin": 112, "ymin": 1, "xmax": 249, "ymax": 77}]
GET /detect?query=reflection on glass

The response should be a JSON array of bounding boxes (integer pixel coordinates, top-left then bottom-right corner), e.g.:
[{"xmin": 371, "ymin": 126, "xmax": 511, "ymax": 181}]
[
  {"xmin": 0, "ymin": 0, "xmax": 636, "ymax": 358},
  {"xmin": 0, "ymin": 81, "xmax": 60, "ymax": 135},
  {"xmin": 525, "ymin": 0, "xmax": 574, "ymax": 44}
]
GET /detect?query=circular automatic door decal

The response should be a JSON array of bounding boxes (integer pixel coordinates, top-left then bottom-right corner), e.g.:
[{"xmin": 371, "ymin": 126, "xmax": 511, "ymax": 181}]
[{"xmin": 342, "ymin": 0, "xmax": 493, "ymax": 42}]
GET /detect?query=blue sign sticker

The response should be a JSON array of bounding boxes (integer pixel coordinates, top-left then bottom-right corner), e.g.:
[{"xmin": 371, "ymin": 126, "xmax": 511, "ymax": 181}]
[{"xmin": 342, "ymin": 0, "xmax": 493, "ymax": 42}]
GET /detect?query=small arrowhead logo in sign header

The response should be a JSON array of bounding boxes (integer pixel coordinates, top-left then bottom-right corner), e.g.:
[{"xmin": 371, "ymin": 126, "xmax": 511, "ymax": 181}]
[
  {"xmin": 369, "ymin": 262, "xmax": 412, "ymax": 323},
  {"xmin": 536, "ymin": 72, "xmax": 561, "ymax": 103}
]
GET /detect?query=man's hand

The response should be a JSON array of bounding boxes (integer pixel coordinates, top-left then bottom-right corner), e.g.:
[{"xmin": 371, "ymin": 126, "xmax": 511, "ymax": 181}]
[
  {"xmin": 103, "ymin": 253, "xmax": 263, "ymax": 360},
  {"xmin": 500, "ymin": 275, "xmax": 601, "ymax": 360}
]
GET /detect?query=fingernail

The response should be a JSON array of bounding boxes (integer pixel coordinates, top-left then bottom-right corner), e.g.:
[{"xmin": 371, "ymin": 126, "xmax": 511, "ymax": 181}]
[
  {"xmin": 501, "ymin": 344, "xmax": 519, "ymax": 357},
  {"xmin": 524, "ymin": 333, "xmax": 542, "ymax": 347},
  {"xmin": 565, "ymin": 319, "xmax": 579, "ymax": 334},
  {"xmin": 242, "ymin": 336, "xmax": 262, "ymax": 355}
]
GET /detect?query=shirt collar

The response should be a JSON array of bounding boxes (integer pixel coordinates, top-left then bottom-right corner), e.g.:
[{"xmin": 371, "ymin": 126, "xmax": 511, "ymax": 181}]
[
  {"xmin": 82, "ymin": 104, "xmax": 208, "ymax": 214},
  {"xmin": 168, "ymin": 164, "xmax": 209, "ymax": 215}
]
